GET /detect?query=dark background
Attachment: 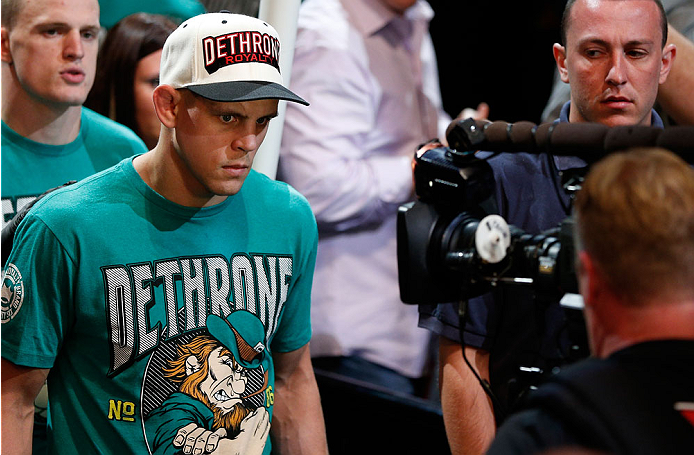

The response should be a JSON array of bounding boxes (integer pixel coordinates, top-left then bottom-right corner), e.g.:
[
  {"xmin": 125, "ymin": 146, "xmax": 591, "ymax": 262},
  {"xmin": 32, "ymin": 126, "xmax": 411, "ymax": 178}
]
[
  {"xmin": 426, "ymin": 0, "xmax": 567, "ymax": 123},
  {"xmin": 219, "ymin": 0, "xmax": 568, "ymax": 123}
]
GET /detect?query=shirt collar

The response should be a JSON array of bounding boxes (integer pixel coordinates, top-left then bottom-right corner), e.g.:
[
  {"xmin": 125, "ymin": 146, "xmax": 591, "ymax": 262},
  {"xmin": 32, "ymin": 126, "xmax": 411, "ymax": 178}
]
[{"xmin": 558, "ymin": 101, "xmax": 664, "ymax": 128}]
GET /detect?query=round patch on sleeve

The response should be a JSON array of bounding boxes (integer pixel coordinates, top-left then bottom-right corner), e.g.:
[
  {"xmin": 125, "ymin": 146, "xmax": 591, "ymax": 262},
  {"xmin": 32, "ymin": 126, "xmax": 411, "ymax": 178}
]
[{"xmin": 2, "ymin": 263, "xmax": 25, "ymax": 323}]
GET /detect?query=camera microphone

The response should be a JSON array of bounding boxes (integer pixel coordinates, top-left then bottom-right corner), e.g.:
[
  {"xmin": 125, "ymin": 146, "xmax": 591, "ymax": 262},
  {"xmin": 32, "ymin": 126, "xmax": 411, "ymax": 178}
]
[
  {"xmin": 444, "ymin": 119, "xmax": 694, "ymax": 163},
  {"xmin": 445, "ymin": 118, "xmax": 488, "ymax": 151},
  {"xmin": 541, "ymin": 122, "xmax": 609, "ymax": 159},
  {"xmin": 657, "ymin": 126, "xmax": 694, "ymax": 154}
]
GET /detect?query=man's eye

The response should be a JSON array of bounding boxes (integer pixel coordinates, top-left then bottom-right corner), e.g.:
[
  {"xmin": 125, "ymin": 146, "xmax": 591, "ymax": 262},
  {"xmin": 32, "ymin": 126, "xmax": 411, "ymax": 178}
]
[
  {"xmin": 221, "ymin": 114, "xmax": 235, "ymax": 123},
  {"xmin": 627, "ymin": 50, "xmax": 647, "ymax": 58},
  {"xmin": 148, "ymin": 77, "xmax": 160, "ymax": 88}
]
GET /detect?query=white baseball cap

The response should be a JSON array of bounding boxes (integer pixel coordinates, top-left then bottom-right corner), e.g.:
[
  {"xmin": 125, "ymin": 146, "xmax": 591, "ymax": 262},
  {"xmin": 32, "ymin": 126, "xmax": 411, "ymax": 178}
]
[{"xmin": 159, "ymin": 11, "xmax": 308, "ymax": 105}]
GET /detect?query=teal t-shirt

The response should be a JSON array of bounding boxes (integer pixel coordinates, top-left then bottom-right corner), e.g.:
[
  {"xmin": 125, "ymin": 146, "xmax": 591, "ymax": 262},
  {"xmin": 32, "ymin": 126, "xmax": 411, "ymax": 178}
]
[
  {"xmin": 99, "ymin": 0, "xmax": 207, "ymax": 29},
  {"xmin": 1, "ymin": 158, "xmax": 318, "ymax": 454},
  {"xmin": 1, "ymin": 107, "xmax": 147, "ymax": 228}
]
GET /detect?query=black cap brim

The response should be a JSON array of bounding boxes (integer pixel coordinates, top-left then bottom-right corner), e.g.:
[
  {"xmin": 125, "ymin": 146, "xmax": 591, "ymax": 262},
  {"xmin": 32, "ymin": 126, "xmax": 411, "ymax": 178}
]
[{"xmin": 187, "ymin": 81, "xmax": 309, "ymax": 105}]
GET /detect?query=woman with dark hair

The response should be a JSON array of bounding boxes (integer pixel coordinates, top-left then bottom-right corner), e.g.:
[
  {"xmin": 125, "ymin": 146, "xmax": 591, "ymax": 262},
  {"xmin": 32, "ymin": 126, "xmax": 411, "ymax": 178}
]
[{"xmin": 86, "ymin": 13, "xmax": 177, "ymax": 149}]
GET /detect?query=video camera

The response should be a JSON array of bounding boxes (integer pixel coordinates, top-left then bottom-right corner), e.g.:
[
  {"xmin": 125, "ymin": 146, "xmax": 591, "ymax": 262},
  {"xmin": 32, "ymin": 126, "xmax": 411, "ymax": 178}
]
[{"xmin": 397, "ymin": 118, "xmax": 694, "ymax": 306}]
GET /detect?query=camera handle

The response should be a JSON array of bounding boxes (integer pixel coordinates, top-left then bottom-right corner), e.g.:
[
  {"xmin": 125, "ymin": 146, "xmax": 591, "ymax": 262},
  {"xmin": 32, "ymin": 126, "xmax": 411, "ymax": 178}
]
[{"xmin": 457, "ymin": 298, "xmax": 508, "ymax": 425}]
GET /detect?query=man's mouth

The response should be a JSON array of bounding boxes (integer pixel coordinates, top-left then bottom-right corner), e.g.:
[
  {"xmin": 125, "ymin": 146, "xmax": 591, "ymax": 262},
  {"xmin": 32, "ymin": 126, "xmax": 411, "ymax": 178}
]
[
  {"xmin": 222, "ymin": 164, "xmax": 248, "ymax": 177},
  {"xmin": 602, "ymin": 96, "xmax": 632, "ymax": 108},
  {"xmin": 61, "ymin": 68, "xmax": 86, "ymax": 84},
  {"xmin": 213, "ymin": 389, "xmax": 233, "ymax": 402}
]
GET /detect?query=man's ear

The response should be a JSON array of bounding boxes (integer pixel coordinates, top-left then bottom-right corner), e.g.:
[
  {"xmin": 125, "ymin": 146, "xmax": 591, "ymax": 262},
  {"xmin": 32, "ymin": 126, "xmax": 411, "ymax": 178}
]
[
  {"xmin": 1, "ymin": 27, "xmax": 13, "ymax": 64},
  {"xmin": 553, "ymin": 43, "xmax": 569, "ymax": 83},
  {"xmin": 185, "ymin": 355, "xmax": 201, "ymax": 376},
  {"xmin": 153, "ymin": 85, "xmax": 180, "ymax": 129},
  {"xmin": 659, "ymin": 43, "xmax": 676, "ymax": 85},
  {"xmin": 577, "ymin": 250, "xmax": 609, "ymax": 309}
]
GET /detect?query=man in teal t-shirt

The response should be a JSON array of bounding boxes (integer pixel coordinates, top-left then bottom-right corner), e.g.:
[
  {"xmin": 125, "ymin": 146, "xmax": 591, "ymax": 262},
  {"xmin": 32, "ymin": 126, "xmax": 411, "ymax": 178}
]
[
  {"xmin": 1, "ymin": 11, "xmax": 329, "ymax": 455},
  {"xmin": 1, "ymin": 0, "xmax": 146, "ymax": 451},
  {"xmin": 1, "ymin": 0, "xmax": 147, "ymax": 229},
  {"xmin": 1, "ymin": 108, "xmax": 147, "ymax": 228}
]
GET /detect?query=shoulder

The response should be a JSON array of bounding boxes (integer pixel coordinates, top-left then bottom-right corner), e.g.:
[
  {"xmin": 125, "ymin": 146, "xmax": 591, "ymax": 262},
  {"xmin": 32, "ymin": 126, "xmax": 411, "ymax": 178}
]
[
  {"xmin": 99, "ymin": 0, "xmax": 204, "ymax": 29},
  {"xmin": 244, "ymin": 171, "xmax": 315, "ymax": 218},
  {"xmin": 81, "ymin": 107, "xmax": 134, "ymax": 138},
  {"xmin": 488, "ymin": 407, "xmax": 579, "ymax": 454},
  {"xmin": 23, "ymin": 161, "xmax": 129, "ymax": 228},
  {"xmin": 297, "ymin": 0, "xmax": 350, "ymax": 36},
  {"xmin": 81, "ymin": 108, "xmax": 148, "ymax": 152},
  {"xmin": 296, "ymin": 0, "xmax": 353, "ymax": 52},
  {"xmin": 486, "ymin": 152, "xmax": 548, "ymax": 182},
  {"xmin": 488, "ymin": 359, "xmax": 611, "ymax": 454}
]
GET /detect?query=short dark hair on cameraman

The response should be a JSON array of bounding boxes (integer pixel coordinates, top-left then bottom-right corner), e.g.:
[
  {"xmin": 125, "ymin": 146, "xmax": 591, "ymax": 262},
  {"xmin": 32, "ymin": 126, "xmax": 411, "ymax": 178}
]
[
  {"xmin": 560, "ymin": 0, "xmax": 668, "ymax": 48},
  {"xmin": 573, "ymin": 148, "xmax": 694, "ymax": 305}
]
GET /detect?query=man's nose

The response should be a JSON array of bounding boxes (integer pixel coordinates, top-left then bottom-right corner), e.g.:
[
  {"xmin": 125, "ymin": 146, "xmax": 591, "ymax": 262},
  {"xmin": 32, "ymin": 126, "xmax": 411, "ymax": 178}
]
[
  {"xmin": 229, "ymin": 374, "xmax": 247, "ymax": 394},
  {"xmin": 605, "ymin": 52, "xmax": 627, "ymax": 86},
  {"xmin": 232, "ymin": 126, "xmax": 259, "ymax": 154},
  {"xmin": 63, "ymin": 29, "xmax": 84, "ymax": 61}
]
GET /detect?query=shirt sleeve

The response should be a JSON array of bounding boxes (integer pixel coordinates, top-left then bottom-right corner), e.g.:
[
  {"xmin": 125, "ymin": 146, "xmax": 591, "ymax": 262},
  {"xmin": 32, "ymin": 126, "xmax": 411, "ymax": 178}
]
[
  {"xmin": 1, "ymin": 212, "xmax": 75, "ymax": 368},
  {"xmin": 269, "ymin": 196, "xmax": 318, "ymax": 353},
  {"xmin": 279, "ymin": 40, "xmax": 414, "ymax": 234},
  {"xmin": 417, "ymin": 292, "xmax": 501, "ymax": 350}
]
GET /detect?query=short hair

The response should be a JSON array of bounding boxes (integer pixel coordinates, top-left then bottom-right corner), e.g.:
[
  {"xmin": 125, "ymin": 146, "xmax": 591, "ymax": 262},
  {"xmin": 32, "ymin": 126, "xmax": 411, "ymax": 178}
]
[
  {"xmin": 1, "ymin": 0, "xmax": 101, "ymax": 29},
  {"xmin": 574, "ymin": 148, "xmax": 694, "ymax": 305},
  {"xmin": 84, "ymin": 13, "xmax": 176, "ymax": 140},
  {"xmin": 560, "ymin": 0, "xmax": 668, "ymax": 48},
  {"xmin": 1, "ymin": 0, "xmax": 22, "ymax": 29}
]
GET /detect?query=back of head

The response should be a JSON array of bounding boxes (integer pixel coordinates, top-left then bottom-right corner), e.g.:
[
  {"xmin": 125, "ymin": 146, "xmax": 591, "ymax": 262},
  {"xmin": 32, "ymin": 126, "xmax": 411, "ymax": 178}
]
[
  {"xmin": 574, "ymin": 148, "xmax": 694, "ymax": 305},
  {"xmin": 85, "ymin": 13, "xmax": 177, "ymax": 134}
]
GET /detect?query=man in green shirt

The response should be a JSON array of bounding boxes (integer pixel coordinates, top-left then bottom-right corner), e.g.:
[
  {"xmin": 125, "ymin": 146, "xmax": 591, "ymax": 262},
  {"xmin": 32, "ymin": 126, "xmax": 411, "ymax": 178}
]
[
  {"xmin": 1, "ymin": 0, "xmax": 146, "ymax": 451},
  {"xmin": 1, "ymin": 0, "xmax": 147, "ymax": 228},
  {"xmin": 2, "ymin": 11, "xmax": 328, "ymax": 455}
]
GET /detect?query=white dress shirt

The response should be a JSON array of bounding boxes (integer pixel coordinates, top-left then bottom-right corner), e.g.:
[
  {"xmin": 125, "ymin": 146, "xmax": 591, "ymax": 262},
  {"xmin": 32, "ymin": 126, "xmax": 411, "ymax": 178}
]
[{"xmin": 279, "ymin": 0, "xmax": 451, "ymax": 378}]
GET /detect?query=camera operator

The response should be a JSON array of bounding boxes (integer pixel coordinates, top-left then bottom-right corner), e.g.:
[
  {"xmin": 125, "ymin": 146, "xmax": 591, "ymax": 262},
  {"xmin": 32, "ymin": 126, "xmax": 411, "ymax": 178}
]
[
  {"xmin": 487, "ymin": 147, "xmax": 694, "ymax": 453},
  {"xmin": 417, "ymin": 1, "xmax": 677, "ymax": 453}
]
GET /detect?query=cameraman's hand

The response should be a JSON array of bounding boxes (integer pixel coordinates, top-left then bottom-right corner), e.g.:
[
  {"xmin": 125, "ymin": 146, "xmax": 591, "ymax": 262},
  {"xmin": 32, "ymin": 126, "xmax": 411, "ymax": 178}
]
[
  {"xmin": 414, "ymin": 140, "xmax": 443, "ymax": 161},
  {"xmin": 438, "ymin": 103, "xmax": 489, "ymax": 148},
  {"xmin": 457, "ymin": 102, "xmax": 490, "ymax": 122},
  {"xmin": 412, "ymin": 140, "xmax": 444, "ymax": 196}
]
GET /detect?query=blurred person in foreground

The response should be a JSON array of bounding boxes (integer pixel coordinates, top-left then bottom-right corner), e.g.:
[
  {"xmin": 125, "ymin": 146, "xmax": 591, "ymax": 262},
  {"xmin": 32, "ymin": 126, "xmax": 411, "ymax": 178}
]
[{"xmin": 488, "ymin": 147, "xmax": 694, "ymax": 454}]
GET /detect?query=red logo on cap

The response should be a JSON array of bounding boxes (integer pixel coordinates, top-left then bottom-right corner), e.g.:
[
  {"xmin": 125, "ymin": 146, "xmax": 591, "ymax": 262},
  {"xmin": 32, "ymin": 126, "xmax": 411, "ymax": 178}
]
[{"xmin": 202, "ymin": 31, "xmax": 280, "ymax": 75}]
